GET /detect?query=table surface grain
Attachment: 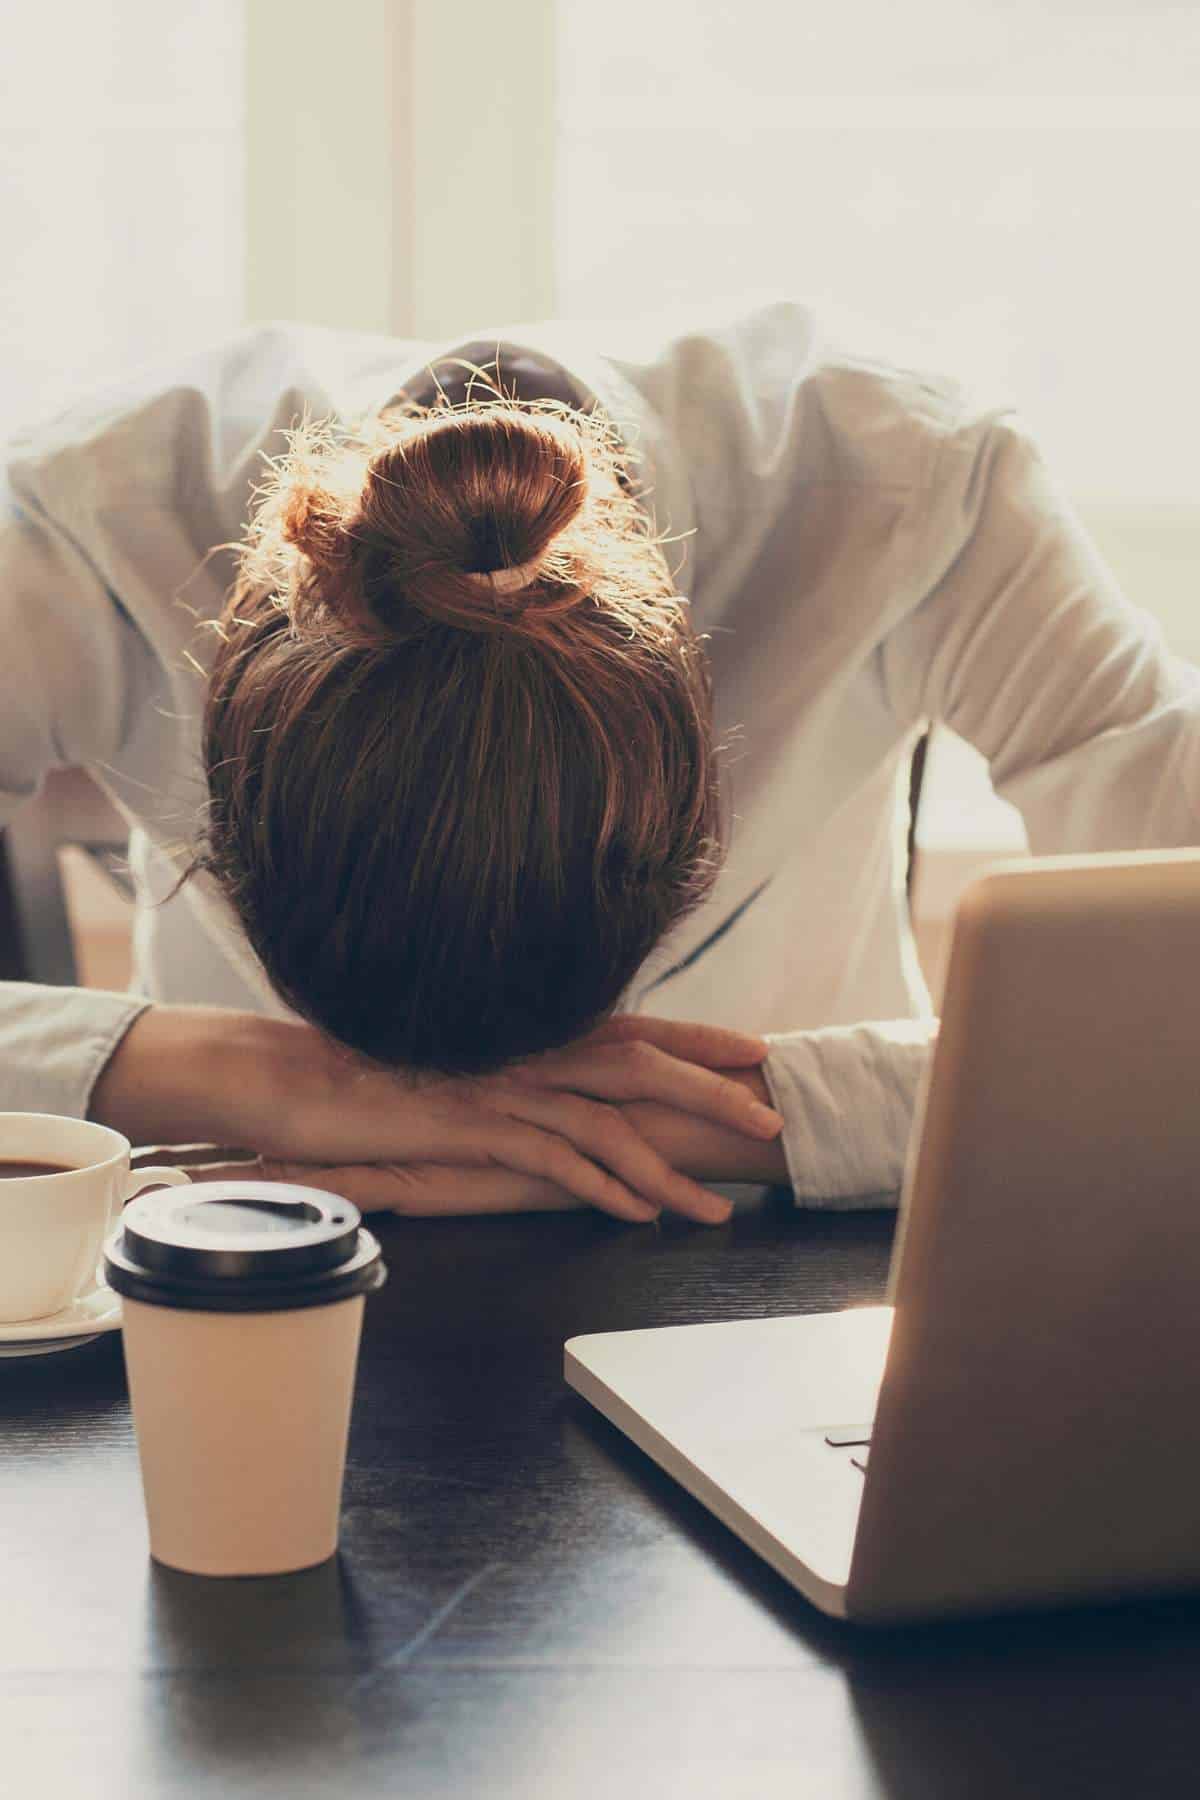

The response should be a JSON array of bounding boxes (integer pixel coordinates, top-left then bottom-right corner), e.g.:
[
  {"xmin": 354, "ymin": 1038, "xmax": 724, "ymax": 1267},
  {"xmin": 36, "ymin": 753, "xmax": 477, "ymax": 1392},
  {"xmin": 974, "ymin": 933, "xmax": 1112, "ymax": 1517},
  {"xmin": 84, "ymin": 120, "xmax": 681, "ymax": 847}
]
[{"xmin": 4, "ymin": 1185, "xmax": 1200, "ymax": 1800}]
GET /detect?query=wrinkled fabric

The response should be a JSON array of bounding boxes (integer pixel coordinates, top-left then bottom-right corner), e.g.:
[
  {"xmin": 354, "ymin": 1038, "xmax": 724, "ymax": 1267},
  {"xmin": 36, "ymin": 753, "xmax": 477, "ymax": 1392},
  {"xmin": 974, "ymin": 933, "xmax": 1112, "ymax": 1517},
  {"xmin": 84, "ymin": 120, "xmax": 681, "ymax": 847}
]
[{"xmin": 2, "ymin": 300, "xmax": 1197, "ymax": 1196}]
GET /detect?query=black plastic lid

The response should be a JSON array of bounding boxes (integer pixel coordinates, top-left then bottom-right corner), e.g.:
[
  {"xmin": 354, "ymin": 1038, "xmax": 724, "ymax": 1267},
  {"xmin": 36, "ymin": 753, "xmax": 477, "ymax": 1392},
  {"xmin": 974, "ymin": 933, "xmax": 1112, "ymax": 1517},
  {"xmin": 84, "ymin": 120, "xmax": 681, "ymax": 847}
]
[{"xmin": 103, "ymin": 1181, "xmax": 387, "ymax": 1313}]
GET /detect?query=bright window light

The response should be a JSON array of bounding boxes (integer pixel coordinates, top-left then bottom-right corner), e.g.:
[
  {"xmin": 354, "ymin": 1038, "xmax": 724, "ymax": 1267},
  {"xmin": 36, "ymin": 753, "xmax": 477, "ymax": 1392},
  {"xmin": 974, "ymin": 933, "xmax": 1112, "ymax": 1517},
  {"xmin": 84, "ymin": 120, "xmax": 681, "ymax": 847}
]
[{"xmin": 556, "ymin": 1, "xmax": 1199, "ymax": 846}]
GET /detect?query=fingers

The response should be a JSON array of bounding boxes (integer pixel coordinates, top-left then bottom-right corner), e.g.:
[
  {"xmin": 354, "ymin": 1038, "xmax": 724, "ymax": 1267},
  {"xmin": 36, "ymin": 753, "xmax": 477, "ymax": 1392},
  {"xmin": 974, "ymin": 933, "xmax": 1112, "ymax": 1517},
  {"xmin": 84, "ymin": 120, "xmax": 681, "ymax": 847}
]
[
  {"xmin": 287, "ymin": 1106, "xmax": 659, "ymax": 1224},
  {"xmin": 481, "ymin": 1117, "xmax": 670, "ymax": 1223},
  {"xmin": 585, "ymin": 1014, "xmax": 769, "ymax": 1069},
  {"xmin": 498, "ymin": 1088, "xmax": 734, "ymax": 1225},
  {"xmin": 524, "ymin": 1037, "xmax": 783, "ymax": 1141},
  {"xmin": 257, "ymin": 1158, "xmax": 585, "ymax": 1217},
  {"xmin": 290, "ymin": 1140, "xmax": 657, "ymax": 1225},
  {"xmin": 208, "ymin": 1145, "xmax": 729, "ymax": 1227},
  {"xmin": 178, "ymin": 1157, "xmax": 272, "ymax": 1184}
]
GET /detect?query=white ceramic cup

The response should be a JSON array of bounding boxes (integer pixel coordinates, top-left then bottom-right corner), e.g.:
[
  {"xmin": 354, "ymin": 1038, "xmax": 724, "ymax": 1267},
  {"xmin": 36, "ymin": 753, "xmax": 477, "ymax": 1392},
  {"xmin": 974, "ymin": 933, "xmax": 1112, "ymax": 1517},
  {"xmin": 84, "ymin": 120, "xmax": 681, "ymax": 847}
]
[{"xmin": 0, "ymin": 1112, "xmax": 190, "ymax": 1323}]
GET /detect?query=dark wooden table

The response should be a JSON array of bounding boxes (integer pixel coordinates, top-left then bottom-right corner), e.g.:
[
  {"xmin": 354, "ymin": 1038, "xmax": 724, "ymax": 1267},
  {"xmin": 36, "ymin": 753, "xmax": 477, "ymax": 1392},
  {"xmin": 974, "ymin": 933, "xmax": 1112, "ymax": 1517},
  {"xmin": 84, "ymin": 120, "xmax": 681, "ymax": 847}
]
[{"xmin": 4, "ymin": 1185, "xmax": 1200, "ymax": 1798}]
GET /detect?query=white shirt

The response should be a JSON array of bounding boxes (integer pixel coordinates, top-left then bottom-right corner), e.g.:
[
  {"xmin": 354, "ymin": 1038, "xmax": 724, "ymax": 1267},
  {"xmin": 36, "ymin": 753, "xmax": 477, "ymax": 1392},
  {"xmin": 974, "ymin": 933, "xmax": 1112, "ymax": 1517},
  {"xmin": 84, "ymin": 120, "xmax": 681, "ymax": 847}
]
[{"xmin": 3, "ymin": 299, "xmax": 1198, "ymax": 1202}]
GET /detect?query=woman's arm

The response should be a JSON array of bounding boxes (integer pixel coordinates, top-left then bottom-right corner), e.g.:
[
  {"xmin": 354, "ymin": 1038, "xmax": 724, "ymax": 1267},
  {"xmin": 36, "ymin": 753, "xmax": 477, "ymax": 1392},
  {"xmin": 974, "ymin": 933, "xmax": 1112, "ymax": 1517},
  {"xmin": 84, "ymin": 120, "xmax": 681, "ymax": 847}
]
[
  {"xmin": 881, "ymin": 417, "xmax": 1200, "ymax": 852},
  {"xmin": 0, "ymin": 482, "xmax": 163, "ymax": 1122},
  {"xmin": 88, "ymin": 1004, "xmax": 785, "ymax": 1225},
  {"xmin": 196, "ymin": 1079, "xmax": 791, "ymax": 1221},
  {"xmin": 187, "ymin": 1021, "xmax": 939, "ymax": 1218},
  {"xmin": 178, "ymin": 1065, "xmax": 789, "ymax": 1221}
]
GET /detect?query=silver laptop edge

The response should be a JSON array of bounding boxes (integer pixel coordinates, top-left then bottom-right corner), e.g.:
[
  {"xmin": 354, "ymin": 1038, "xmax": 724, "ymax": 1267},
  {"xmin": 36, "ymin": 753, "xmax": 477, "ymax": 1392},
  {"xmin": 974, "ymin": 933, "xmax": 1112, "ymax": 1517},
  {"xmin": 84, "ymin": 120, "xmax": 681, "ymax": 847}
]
[{"xmin": 565, "ymin": 850, "xmax": 1200, "ymax": 1623}]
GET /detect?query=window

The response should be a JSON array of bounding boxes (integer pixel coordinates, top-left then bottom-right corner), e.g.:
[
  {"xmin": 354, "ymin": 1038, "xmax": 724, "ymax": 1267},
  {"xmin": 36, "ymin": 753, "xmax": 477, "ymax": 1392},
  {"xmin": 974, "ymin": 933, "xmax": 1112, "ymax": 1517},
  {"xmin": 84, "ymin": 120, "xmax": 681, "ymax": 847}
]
[
  {"xmin": 0, "ymin": 2, "xmax": 245, "ymax": 438},
  {"xmin": 555, "ymin": 2, "xmax": 1200, "ymax": 859}
]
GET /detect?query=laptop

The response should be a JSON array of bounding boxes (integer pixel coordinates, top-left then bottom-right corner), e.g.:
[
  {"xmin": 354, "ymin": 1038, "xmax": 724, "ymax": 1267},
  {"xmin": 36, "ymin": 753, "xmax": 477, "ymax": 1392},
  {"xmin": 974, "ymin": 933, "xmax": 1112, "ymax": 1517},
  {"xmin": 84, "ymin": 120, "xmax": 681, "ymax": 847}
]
[{"xmin": 565, "ymin": 850, "xmax": 1200, "ymax": 1623}]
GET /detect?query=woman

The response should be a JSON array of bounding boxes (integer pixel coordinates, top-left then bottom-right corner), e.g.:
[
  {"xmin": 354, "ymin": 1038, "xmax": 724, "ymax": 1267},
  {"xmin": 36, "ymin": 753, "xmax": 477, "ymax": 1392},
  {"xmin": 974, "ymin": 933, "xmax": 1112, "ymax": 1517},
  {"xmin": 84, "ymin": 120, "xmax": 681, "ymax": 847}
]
[{"xmin": 3, "ymin": 300, "xmax": 1197, "ymax": 1221}]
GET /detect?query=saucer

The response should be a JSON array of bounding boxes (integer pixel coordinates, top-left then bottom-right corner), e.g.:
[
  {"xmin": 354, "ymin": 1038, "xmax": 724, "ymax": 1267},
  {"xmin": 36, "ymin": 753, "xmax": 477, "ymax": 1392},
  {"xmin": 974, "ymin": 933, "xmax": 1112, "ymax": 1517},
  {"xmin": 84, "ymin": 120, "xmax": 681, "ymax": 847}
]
[{"xmin": 0, "ymin": 1283, "xmax": 123, "ymax": 1358}]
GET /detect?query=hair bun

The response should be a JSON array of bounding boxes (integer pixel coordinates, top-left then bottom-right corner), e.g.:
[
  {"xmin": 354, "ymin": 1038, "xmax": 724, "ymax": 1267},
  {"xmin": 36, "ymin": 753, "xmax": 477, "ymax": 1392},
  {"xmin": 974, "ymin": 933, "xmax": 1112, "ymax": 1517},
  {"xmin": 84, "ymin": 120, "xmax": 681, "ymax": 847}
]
[
  {"xmin": 462, "ymin": 555, "xmax": 546, "ymax": 597},
  {"xmin": 348, "ymin": 408, "xmax": 592, "ymax": 638},
  {"xmin": 236, "ymin": 397, "xmax": 662, "ymax": 650}
]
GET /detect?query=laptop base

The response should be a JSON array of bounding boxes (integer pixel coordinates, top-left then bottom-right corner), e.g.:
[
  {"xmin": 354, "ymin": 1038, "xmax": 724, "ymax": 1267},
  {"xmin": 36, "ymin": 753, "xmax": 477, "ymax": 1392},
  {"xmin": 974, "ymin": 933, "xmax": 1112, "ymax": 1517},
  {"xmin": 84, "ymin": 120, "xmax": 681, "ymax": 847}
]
[{"xmin": 565, "ymin": 1308, "xmax": 893, "ymax": 1619}]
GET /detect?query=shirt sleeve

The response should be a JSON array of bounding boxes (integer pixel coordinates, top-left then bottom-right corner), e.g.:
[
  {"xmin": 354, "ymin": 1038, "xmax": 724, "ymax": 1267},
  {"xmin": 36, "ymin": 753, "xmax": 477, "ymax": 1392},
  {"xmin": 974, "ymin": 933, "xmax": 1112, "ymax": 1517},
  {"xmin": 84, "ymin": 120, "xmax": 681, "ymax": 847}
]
[
  {"xmin": 761, "ymin": 1019, "xmax": 938, "ymax": 1206},
  {"xmin": 0, "ymin": 981, "xmax": 149, "ymax": 1119},
  {"xmin": 0, "ymin": 481, "xmax": 152, "ymax": 1118},
  {"xmin": 763, "ymin": 413, "xmax": 1200, "ymax": 1209},
  {"xmin": 880, "ymin": 413, "xmax": 1200, "ymax": 851}
]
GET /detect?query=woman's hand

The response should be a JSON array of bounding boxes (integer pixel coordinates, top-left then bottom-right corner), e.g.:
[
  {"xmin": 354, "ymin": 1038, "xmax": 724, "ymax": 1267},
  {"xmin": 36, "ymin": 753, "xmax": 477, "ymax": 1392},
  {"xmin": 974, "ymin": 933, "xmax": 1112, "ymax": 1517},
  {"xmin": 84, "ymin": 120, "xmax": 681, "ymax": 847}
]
[
  {"xmin": 265, "ymin": 1012, "xmax": 782, "ymax": 1225},
  {"xmin": 190, "ymin": 1156, "xmax": 585, "ymax": 1219},
  {"xmin": 91, "ymin": 1005, "xmax": 782, "ymax": 1225},
  {"xmin": 202, "ymin": 1061, "xmax": 790, "ymax": 1220}
]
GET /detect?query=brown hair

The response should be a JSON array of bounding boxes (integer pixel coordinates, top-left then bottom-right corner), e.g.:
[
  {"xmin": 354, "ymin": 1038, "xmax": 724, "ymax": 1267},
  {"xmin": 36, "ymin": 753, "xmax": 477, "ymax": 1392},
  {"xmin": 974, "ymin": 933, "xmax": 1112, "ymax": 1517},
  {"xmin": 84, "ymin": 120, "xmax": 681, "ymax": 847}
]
[{"xmin": 192, "ymin": 390, "xmax": 722, "ymax": 1074}]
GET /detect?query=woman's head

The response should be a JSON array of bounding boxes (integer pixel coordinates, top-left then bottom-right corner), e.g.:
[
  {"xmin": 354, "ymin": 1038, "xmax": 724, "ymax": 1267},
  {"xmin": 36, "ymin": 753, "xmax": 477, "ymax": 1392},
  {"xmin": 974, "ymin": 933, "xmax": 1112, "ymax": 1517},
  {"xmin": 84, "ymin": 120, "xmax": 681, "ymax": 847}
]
[{"xmin": 195, "ymin": 390, "xmax": 722, "ymax": 1075}]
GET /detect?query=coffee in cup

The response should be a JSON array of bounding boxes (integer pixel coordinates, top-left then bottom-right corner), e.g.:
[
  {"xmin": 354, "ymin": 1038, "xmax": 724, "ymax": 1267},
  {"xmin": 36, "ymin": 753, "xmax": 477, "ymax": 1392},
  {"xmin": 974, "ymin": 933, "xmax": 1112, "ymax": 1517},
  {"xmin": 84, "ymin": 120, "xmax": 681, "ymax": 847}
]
[
  {"xmin": 0, "ymin": 1112, "xmax": 190, "ymax": 1323},
  {"xmin": 103, "ymin": 1180, "xmax": 387, "ymax": 1577}
]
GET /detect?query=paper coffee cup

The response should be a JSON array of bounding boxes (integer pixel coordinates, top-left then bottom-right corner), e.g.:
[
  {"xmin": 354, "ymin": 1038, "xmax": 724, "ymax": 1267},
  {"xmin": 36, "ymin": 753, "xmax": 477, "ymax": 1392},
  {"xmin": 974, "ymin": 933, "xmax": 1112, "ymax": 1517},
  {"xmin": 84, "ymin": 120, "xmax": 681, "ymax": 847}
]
[
  {"xmin": 0, "ymin": 1111, "xmax": 190, "ymax": 1323},
  {"xmin": 103, "ymin": 1181, "xmax": 386, "ymax": 1577}
]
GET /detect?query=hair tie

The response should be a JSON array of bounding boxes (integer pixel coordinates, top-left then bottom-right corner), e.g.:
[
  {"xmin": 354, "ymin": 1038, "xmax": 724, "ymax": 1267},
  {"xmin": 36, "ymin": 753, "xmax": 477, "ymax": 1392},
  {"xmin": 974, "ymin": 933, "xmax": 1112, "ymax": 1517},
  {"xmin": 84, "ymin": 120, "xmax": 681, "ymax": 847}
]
[{"xmin": 464, "ymin": 557, "xmax": 542, "ymax": 597}]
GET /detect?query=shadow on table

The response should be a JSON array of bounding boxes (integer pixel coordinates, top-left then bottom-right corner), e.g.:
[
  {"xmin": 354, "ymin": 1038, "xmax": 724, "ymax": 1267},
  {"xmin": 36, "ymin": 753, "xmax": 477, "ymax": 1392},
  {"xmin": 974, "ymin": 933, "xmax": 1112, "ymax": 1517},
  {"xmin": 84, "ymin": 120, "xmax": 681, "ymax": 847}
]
[
  {"xmin": 138, "ymin": 1556, "xmax": 387, "ymax": 1781},
  {"xmin": 0, "ymin": 1329, "xmax": 129, "ymax": 1435},
  {"xmin": 571, "ymin": 1397, "xmax": 1200, "ymax": 1799},
  {"xmin": 844, "ymin": 1594, "xmax": 1200, "ymax": 1799},
  {"xmin": 145, "ymin": 1555, "xmax": 376, "ymax": 1674}
]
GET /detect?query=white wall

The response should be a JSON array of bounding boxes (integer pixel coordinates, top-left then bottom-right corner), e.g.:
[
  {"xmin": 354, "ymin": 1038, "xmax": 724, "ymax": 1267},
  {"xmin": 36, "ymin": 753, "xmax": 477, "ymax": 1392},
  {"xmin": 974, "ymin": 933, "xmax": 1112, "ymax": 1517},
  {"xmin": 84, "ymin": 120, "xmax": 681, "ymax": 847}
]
[
  {"xmin": 1, "ymin": 0, "xmax": 558, "ymax": 440},
  {"xmin": 555, "ymin": 1, "xmax": 1200, "ymax": 852},
  {"xmin": 556, "ymin": 0, "xmax": 1200, "ymax": 507},
  {"xmin": 0, "ymin": 1, "xmax": 245, "ymax": 437},
  {"xmin": 244, "ymin": 0, "xmax": 556, "ymax": 339}
]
